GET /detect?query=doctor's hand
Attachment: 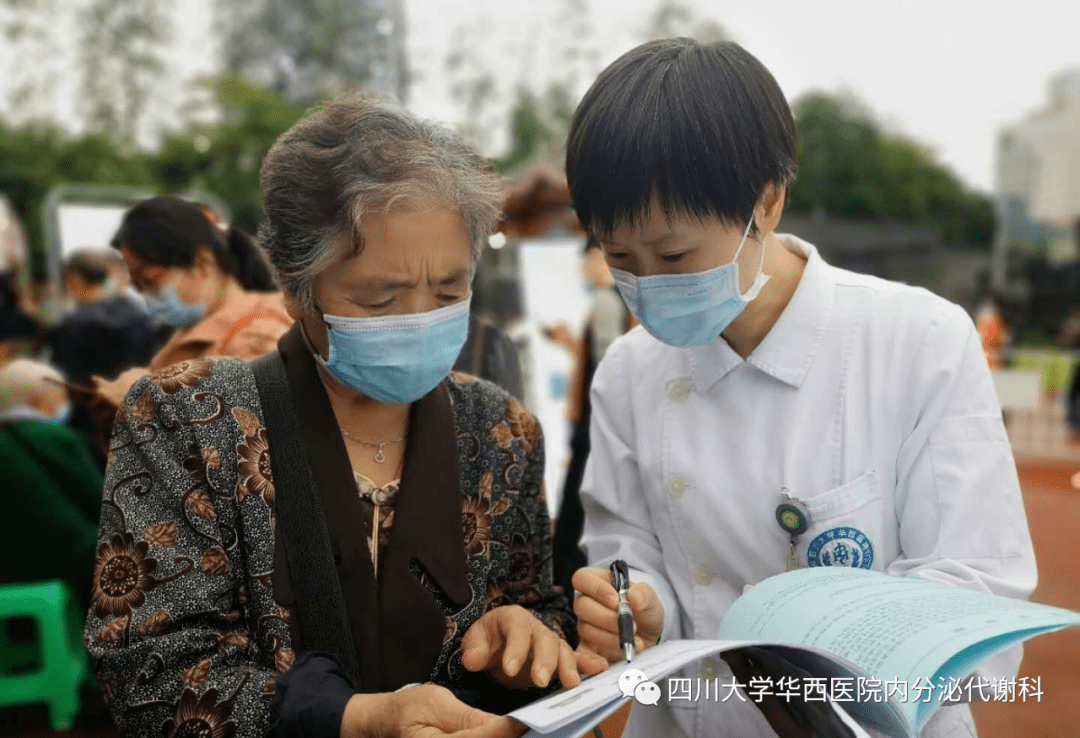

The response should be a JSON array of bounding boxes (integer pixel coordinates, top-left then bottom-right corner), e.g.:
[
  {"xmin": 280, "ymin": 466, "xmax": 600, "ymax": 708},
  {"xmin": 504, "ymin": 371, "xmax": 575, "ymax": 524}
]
[
  {"xmin": 340, "ymin": 685, "xmax": 527, "ymax": 738},
  {"xmin": 461, "ymin": 605, "xmax": 597, "ymax": 690},
  {"xmin": 572, "ymin": 567, "xmax": 663, "ymax": 664}
]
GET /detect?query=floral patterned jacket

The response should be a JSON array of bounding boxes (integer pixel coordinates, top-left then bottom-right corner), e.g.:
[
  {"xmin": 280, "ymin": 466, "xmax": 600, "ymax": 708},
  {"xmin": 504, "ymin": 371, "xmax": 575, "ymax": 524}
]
[{"xmin": 85, "ymin": 348, "xmax": 576, "ymax": 738}]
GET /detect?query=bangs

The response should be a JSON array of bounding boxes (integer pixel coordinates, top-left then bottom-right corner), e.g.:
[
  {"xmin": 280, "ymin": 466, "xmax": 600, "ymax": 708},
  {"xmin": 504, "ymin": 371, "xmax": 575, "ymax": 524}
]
[{"xmin": 566, "ymin": 39, "xmax": 797, "ymax": 239}]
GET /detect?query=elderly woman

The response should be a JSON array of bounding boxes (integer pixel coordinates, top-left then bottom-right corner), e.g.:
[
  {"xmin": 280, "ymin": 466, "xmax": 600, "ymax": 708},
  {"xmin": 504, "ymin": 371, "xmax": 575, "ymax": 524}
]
[{"xmin": 85, "ymin": 98, "xmax": 603, "ymax": 738}]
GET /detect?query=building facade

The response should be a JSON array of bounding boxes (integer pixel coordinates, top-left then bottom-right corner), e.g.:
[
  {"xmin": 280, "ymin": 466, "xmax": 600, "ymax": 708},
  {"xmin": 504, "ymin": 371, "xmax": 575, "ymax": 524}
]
[{"xmin": 995, "ymin": 67, "xmax": 1080, "ymax": 272}]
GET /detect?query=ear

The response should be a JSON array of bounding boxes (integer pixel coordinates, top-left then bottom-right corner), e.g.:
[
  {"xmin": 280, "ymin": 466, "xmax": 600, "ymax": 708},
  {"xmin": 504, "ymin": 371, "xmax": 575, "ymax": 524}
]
[
  {"xmin": 193, "ymin": 245, "xmax": 217, "ymax": 275},
  {"xmin": 756, "ymin": 182, "xmax": 787, "ymax": 240}
]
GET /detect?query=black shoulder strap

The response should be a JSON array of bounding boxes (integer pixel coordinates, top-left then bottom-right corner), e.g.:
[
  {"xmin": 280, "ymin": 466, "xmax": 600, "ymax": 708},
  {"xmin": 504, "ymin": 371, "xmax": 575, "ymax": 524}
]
[{"xmin": 249, "ymin": 352, "xmax": 362, "ymax": 686}]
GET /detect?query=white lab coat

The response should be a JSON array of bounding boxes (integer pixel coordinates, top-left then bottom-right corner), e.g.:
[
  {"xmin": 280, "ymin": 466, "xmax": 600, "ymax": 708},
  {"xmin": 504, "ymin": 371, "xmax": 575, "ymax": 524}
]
[{"xmin": 579, "ymin": 236, "xmax": 1038, "ymax": 738}]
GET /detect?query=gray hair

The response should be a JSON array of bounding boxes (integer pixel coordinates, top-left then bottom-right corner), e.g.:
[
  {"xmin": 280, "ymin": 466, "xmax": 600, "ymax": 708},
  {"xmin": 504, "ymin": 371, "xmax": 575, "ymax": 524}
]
[
  {"xmin": 0, "ymin": 359, "xmax": 64, "ymax": 413},
  {"xmin": 258, "ymin": 96, "xmax": 505, "ymax": 311}
]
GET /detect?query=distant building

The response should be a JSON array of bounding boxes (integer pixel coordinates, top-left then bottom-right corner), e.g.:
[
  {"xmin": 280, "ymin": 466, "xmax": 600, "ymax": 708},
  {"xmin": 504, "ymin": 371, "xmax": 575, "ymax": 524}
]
[{"xmin": 995, "ymin": 68, "xmax": 1080, "ymax": 266}]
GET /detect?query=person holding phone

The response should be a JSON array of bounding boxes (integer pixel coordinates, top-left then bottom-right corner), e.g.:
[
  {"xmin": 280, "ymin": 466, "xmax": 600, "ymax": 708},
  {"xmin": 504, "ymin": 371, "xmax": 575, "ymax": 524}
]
[{"xmin": 567, "ymin": 38, "xmax": 1036, "ymax": 738}]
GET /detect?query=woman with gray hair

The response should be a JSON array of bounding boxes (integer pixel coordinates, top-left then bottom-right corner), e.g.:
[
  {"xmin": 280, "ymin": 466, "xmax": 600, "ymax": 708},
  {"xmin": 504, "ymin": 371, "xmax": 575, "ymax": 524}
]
[{"xmin": 85, "ymin": 98, "xmax": 604, "ymax": 738}]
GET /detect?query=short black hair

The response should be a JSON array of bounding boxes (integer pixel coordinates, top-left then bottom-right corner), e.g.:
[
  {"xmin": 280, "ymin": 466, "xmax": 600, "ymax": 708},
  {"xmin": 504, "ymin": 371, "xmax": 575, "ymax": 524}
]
[
  {"xmin": 63, "ymin": 250, "xmax": 110, "ymax": 285},
  {"xmin": 566, "ymin": 38, "xmax": 798, "ymax": 239},
  {"xmin": 583, "ymin": 234, "xmax": 601, "ymax": 255}
]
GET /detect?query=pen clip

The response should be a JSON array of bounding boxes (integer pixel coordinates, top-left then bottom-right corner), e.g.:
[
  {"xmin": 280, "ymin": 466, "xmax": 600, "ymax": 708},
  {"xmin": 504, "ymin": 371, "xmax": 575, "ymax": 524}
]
[{"xmin": 610, "ymin": 560, "xmax": 630, "ymax": 593}]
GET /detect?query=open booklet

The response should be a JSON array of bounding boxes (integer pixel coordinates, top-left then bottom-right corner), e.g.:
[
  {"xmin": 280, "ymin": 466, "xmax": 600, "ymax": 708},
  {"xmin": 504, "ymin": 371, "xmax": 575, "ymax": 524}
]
[{"xmin": 509, "ymin": 567, "xmax": 1080, "ymax": 738}]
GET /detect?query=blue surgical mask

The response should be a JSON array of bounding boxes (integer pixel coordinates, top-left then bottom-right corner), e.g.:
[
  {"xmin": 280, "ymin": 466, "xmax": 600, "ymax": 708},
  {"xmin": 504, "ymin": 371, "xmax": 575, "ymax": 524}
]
[
  {"xmin": 315, "ymin": 298, "xmax": 471, "ymax": 405},
  {"xmin": 144, "ymin": 284, "xmax": 207, "ymax": 328},
  {"xmin": 610, "ymin": 216, "xmax": 769, "ymax": 348}
]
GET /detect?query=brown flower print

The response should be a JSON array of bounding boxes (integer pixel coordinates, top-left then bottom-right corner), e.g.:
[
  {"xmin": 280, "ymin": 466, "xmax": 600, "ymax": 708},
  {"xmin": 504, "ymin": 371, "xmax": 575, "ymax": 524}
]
[
  {"xmin": 504, "ymin": 535, "xmax": 541, "ymax": 596},
  {"xmin": 201, "ymin": 547, "xmax": 231, "ymax": 576},
  {"xmin": 231, "ymin": 407, "xmax": 261, "ymax": 437},
  {"xmin": 275, "ymin": 647, "xmax": 296, "ymax": 673},
  {"xmin": 130, "ymin": 390, "xmax": 156, "ymax": 422},
  {"xmin": 262, "ymin": 677, "xmax": 277, "ymax": 698},
  {"xmin": 91, "ymin": 533, "xmax": 157, "ymax": 617},
  {"xmin": 217, "ymin": 632, "xmax": 251, "ymax": 652},
  {"xmin": 144, "ymin": 521, "xmax": 178, "ymax": 548},
  {"xmin": 202, "ymin": 447, "xmax": 222, "ymax": 468},
  {"xmin": 96, "ymin": 672, "xmax": 118, "ymax": 708},
  {"xmin": 478, "ymin": 471, "xmax": 493, "ymax": 500},
  {"xmin": 461, "ymin": 497, "xmax": 496, "ymax": 557},
  {"xmin": 181, "ymin": 660, "xmax": 212, "ymax": 689},
  {"xmin": 491, "ymin": 422, "xmax": 513, "ymax": 449},
  {"xmin": 504, "ymin": 397, "xmax": 539, "ymax": 455},
  {"xmin": 163, "ymin": 688, "xmax": 237, "ymax": 738},
  {"xmin": 443, "ymin": 619, "xmax": 458, "ymax": 645},
  {"xmin": 483, "ymin": 584, "xmax": 513, "ymax": 613},
  {"xmin": 96, "ymin": 615, "xmax": 130, "ymax": 643},
  {"xmin": 137, "ymin": 609, "xmax": 173, "ymax": 638},
  {"xmin": 185, "ymin": 488, "xmax": 217, "ymax": 519},
  {"xmin": 152, "ymin": 359, "xmax": 212, "ymax": 395},
  {"xmin": 236, "ymin": 426, "xmax": 274, "ymax": 506}
]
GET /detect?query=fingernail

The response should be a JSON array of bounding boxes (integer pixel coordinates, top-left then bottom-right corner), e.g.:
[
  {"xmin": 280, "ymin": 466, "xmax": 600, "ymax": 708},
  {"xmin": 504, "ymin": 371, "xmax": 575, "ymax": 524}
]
[
  {"xmin": 535, "ymin": 668, "xmax": 550, "ymax": 686},
  {"xmin": 505, "ymin": 658, "xmax": 521, "ymax": 674}
]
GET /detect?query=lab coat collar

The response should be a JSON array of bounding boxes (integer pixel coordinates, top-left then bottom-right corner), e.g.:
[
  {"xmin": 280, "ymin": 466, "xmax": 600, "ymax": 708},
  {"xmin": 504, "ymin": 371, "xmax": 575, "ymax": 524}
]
[{"xmin": 690, "ymin": 235, "xmax": 833, "ymax": 392}]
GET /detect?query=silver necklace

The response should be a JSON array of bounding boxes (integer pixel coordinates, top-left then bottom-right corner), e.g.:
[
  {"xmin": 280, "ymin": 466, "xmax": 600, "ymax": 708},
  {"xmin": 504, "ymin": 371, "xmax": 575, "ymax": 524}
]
[{"xmin": 340, "ymin": 428, "xmax": 406, "ymax": 463}]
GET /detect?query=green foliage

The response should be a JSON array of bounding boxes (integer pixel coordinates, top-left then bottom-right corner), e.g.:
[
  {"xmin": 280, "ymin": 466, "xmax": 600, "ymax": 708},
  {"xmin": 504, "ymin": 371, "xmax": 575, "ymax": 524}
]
[
  {"xmin": 788, "ymin": 91, "xmax": 996, "ymax": 246},
  {"xmin": 0, "ymin": 74, "xmax": 311, "ymax": 276}
]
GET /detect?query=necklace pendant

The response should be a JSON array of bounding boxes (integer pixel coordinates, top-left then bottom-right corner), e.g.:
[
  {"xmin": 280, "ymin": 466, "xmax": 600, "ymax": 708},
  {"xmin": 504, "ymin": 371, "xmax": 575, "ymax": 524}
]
[{"xmin": 374, "ymin": 447, "xmax": 385, "ymax": 463}]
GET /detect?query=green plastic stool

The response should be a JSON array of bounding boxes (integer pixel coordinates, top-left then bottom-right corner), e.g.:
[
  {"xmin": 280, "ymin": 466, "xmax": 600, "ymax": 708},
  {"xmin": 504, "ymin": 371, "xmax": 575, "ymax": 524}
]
[{"xmin": 0, "ymin": 580, "xmax": 88, "ymax": 731}]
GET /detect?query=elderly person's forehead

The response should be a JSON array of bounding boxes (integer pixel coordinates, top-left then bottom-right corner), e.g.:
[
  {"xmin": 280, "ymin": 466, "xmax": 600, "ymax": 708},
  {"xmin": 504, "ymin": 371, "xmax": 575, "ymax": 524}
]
[{"xmin": 256, "ymin": 96, "xmax": 504, "ymax": 311}]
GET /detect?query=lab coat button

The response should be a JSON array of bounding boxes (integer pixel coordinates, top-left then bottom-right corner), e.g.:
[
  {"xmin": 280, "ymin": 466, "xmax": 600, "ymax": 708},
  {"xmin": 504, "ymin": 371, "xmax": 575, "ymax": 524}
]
[
  {"xmin": 668, "ymin": 380, "xmax": 689, "ymax": 402},
  {"xmin": 700, "ymin": 659, "xmax": 720, "ymax": 680},
  {"xmin": 667, "ymin": 477, "xmax": 686, "ymax": 498},
  {"xmin": 694, "ymin": 565, "xmax": 714, "ymax": 586}
]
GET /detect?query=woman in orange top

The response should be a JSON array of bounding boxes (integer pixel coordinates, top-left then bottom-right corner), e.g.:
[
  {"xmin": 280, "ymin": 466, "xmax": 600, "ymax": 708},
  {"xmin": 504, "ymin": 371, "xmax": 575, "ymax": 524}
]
[
  {"xmin": 976, "ymin": 295, "xmax": 1009, "ymax": 370},
  {"xmin": 92, "ymin": 196, "xmax": 293, "ymax": 410}
]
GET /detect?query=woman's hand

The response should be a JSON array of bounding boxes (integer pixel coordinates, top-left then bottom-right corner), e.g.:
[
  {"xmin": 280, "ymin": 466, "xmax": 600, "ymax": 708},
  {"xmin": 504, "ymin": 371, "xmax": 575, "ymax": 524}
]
[
  {"xmin": 340, "ymin": 686, "xmax": 527, "ymax": 738},
  {"xmin": 461, "ymin": 605, "xmax": 601, "ymax": 690},
  {"xmin": 572, "ymin": 567, "xmax": 663, "ymax": 664}
]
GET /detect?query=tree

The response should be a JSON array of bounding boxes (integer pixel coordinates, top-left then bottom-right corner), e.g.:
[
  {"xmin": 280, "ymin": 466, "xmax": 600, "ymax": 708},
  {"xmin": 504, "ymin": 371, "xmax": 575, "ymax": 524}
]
[
  {"xmin": 640, "ymin": 0, "xmax": 730, "ymax": 43},
  {"xmin": 787, "ymin": 91, "xmax": 996, "ymax": 245},
  {"xmin": 0, "ymin": 0, "xmax": 65, "ymax": 126},
  {"xmin": 215, "ymin": 0, "xmax": 406, "ymax": 103},
  {"xmin": 77, "ymin": 0, "xmax": 173, "ymax": 147}
]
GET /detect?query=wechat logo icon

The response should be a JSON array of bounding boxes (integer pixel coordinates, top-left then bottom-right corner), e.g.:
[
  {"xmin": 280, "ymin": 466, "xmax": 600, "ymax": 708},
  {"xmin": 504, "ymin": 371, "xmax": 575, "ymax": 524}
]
[{"xmin": 619, "ymin": 668, "xmax": 661, "ymax": 706}]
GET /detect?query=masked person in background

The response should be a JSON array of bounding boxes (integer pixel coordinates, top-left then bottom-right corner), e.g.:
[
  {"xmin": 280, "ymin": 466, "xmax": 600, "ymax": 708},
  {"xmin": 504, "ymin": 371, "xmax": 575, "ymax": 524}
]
[
  {"xmin": 566, "ymin": 39, "xmax": 1036, "ymax": 738},
  {"xmin": 86, "ymin": 97, "xmax": 602, "ymax": 738},
  {"xmin": 546, "ymin": 236, "xmax": 634, "ymax": 598},
  {"xmin": 0, "ymin": 359, "xmax": 103, "ymax": 619},
  {"xmin": 91, "ymin": 196, "xmax": 292, "ymax": 416}
]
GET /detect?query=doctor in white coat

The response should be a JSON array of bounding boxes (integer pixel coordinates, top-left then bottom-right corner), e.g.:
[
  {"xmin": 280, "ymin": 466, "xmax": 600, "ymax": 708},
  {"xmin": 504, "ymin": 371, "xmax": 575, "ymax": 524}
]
[{"xmin": 565, "ymin": 38, "xmax": 1038, "ymax": 738}]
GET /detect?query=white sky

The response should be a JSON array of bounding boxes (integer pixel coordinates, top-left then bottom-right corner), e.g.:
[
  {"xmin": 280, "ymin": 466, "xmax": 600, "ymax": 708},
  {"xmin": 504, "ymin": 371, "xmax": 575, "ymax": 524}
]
[{"xmin": 3, "ymin": 0, "xmax": 1079, "ymax": 195}]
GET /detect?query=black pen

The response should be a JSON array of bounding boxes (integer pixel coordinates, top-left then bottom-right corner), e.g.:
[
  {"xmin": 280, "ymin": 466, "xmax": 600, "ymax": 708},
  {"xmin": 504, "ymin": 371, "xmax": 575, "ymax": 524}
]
[{"xmin": 610, "ymin": 559, "xmax": 635, "ymax": 662}]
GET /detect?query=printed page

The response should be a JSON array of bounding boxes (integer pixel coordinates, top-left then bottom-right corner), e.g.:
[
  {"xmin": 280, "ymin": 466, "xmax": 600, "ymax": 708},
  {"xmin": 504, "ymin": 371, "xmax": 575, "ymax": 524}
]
[
  {"xmin": 717, "ymin": 568, "xmax": 1080, "ymax": 734},
  {"xmin": 509, "ymin": 639, "xmax": 756, "ymax": 733}
]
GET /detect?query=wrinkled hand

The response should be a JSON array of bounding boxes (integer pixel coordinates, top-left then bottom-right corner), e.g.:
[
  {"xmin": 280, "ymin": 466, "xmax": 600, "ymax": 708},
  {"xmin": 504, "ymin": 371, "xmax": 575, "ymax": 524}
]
[
  {"xmin": 93, "ymin": 368, "xmax": 150, "ymax": 409},
  {"xmin": 461, "ymin": 605, "xmax": 603, "ymax": 690},
  {"xmin": 721, "ymin": 650, "xmax": 812, "ymax": 738},
  {"xmin": 572, "ymin": 567, "xmax": 663, "ymax": 664},
  {"xmin": 340, "ymin": 685, "xmax": 527, "ymax": 738}
]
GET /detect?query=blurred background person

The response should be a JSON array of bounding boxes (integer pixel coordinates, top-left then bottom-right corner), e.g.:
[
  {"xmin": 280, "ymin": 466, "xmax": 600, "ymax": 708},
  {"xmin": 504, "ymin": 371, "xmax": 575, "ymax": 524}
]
[
  {"xmin": 0, "ymin": 358, "xmax": 102, "ymax": 618},
  {"xmin": 91, "ymin": 195, "xmax": 292, "ymax": 414},
  {"xmin": 99, "ymin": 245, "xmax": 149, "ymax": 311},
  {"xmin": 976, "ymin": 293, "xmax": 1011, "ymax": 370},
  {"xmin": 51, "ymin": 249, "xmax": 159, "ymax": 386},
  {"xmin": 49, "ymin": 249, "xmax": 160, "ymax": 467},
  {"xmin": 453, "ymin": 311, "xmax": 526, "ymax": 399},
  {"xmin": 547, "ymin": 236, "xmax": 633, "ymax": 597},
  {"xmin": 0, "ymin": 271, "xmax": 42, "ymax": 368}
]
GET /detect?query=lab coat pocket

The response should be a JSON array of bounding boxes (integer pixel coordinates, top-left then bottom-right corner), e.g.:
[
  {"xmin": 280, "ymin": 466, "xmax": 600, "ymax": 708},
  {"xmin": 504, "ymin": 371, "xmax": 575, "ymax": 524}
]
[
  {"xmin": 796, "ymin": 471, "xmax": 884, "ymax": 571},
  {"xmin": 930, "ymin": 414, "xmax": 1024, "ymax": 559}
]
